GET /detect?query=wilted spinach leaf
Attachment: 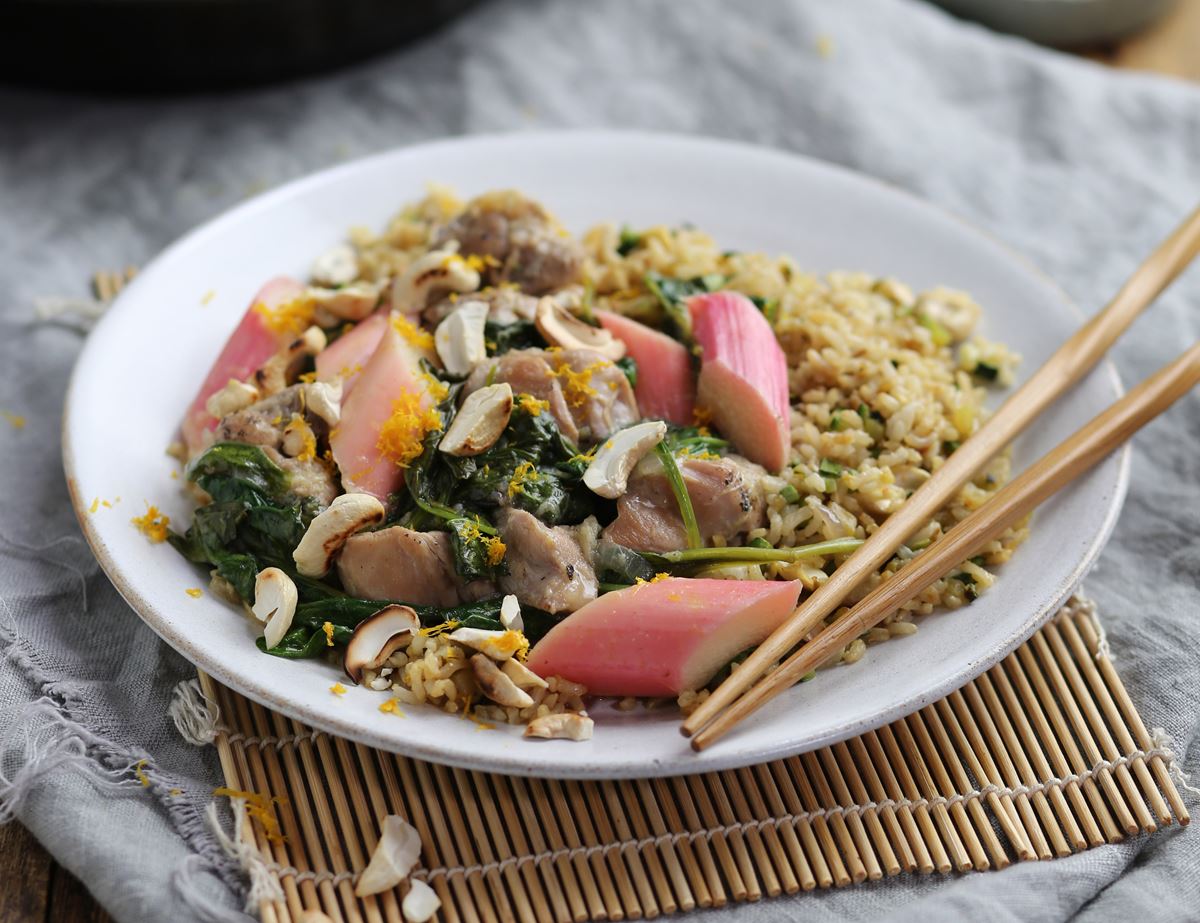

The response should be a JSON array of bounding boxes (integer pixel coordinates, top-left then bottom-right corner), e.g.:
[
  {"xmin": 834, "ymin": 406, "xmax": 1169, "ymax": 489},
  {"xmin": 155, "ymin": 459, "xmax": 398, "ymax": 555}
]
[
  {"xmin": 615, "ymin": 356, "xmax": 638, "ymax": 389},
  {"xmin": 261, "ymin": 594, "xmax": 564, "ymax": 659},
  {"xmin": 485, "ymin": 319, "xmax": 544, "ymax": 356},
  {"xmin": 169, "ymin": 442, "xmax": 323, "ymax": 603},
  {"xmin": 644, "ymin": 271, "xmax": 726, "ymax": 343}
]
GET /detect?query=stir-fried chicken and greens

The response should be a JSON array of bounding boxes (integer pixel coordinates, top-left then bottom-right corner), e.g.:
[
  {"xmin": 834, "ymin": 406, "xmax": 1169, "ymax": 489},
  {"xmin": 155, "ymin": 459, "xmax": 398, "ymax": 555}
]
[{"xmin": 167, "ymin": 187, "xmax": 1023, "ymax": 737}]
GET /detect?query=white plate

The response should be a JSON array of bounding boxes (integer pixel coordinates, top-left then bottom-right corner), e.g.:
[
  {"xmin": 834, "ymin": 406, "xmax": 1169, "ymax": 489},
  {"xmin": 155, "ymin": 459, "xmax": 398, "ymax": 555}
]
[{"xmin": 63, "ymin": 131, "xmax": 1127, "ymax": 778}]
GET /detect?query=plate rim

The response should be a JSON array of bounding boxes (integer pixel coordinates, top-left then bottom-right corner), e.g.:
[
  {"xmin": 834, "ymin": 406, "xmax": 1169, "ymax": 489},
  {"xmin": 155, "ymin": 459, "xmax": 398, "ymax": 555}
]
[{"xmin": 61, "ymin": 129, "xmax": 1130, "ymax": 778}]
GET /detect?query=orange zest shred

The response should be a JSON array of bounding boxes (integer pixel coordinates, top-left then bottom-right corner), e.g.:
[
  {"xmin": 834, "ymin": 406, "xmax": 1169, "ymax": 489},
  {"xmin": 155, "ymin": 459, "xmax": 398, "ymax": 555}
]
[
  {"xmin": 330, "ymin": 682, "xmax": 347, "ymax": 696},
  {"xmin": 391, "ymin": 313, "xmax": 435, "ymax": 351},
  {"xmin": 515, "ymin": 393, "xmax": 549, "ymax": 417},
  {"xmin": 483, "ymin": 535, "xmax": 507, "ymax": 566},
  {"xmin": 89, "ymin": 497, "xmax": 100, "ymax": 514},
  {"xmin": 569, "ymin": 446, "xmax": 597, "ymax": 465},
  {"xmin": 254, "ymin": 296, "xmax": 315, "ymax": 338},
  {"xmin": 134, "ymin": 759, "xmax": 150, "ymax": 787},
  {"xmin": 131, "ymin": 504, "xmax": 170, "ymax": 543},
  {"xmin": 461, "ymin": 253, "xmax": 501, "ymax": 273},
  {"xmin": 507, "ymin": 460, "xmax": 539, "ymax": 498},
  {"xmin": 2, "ymin": 411, "xmax": 26, "ymax": 430},
  {"xmin": 420, "ymin": 372, "xmax": 450, "ymax": 403},
  {"xmin": 213, "ymin": 787, "xmax": 288, "ymax": 843},
  {"xmin": 322, "ymin": 621, "xmax": 335, "ymax": 646},
  {"xmin": 553, "ymin": 360, "xmax": 606, "ymax": 407},
  {"xmin": 377, "ymin": 392, "xmax": 443, "ymax": 468},
  {"xmin": 379, "ymin": 698, "xmax": 405, "ymax": 717},
  {"xmin": 185, "ymin": 587, "xmax": 203, "ymax": 599},
  {"xmin": 456, "ymin": 522, "xmax": 507, "ymax": 566},
  {"xmin": 691, "ymin": 405, "xmax": 714, "ymax": 428},
  {"xmin": 283, "ymin": 413, "xmax": 317, "ymax": 461}
]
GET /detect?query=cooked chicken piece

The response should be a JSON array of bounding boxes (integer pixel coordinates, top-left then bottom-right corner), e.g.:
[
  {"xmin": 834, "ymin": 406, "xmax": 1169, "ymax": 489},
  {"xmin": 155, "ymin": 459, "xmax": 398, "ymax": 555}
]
[
  {"xmin": 337, "ymin": 527, "xmax": 496, "ymax": 606},
  {"xmin": 433, "ymin": 190, "xmax": 583, "ymax": 295},
  {"xmin": 546, "ymin": 348, "xmax": 638, "ymax": 444},
  {"xmin": 463, "ymin": 349, "xmax": 580, "ymax": 444},
  {"xmin": 463, "ymin": 347, "xmax": 638, "ymax": 447},
  {"xmin": 423, "ymin": 286, "xmax": 540, "ymax": 328},
  {"xmin": 497, "ymin": 509, "xmax": 598, "ymax": 614},
  {"xmin": 213, "ymin": 385, "xmax": 338, "ymax": 505},
  {"xmin": 602, "ymin": 454, "xmax": 767, "ymax": 553}
]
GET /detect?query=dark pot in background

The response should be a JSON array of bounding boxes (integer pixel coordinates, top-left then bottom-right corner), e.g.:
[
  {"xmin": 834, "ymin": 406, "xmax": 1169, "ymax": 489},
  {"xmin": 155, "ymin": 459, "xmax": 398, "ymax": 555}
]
[
  {"xmin": 931, "ymin": 0, "xmax": 1177, "ymax": 47},
  {"xmin": 0, "ymin": 0, "xmax": 485, "ymax": 93}
]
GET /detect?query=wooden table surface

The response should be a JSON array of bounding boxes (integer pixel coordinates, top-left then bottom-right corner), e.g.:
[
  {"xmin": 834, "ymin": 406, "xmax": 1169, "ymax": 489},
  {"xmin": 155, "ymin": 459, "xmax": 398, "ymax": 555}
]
[{"xmin": 3, "ymin": 3, "xmax": 1197, "ymax": 919}]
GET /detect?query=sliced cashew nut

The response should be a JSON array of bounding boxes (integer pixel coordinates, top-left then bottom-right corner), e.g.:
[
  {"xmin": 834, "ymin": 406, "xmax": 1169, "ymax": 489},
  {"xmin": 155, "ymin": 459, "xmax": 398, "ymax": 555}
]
[
  {"xmin": 344, "ymin": 605, "xmax": 421, "ymax": 684},
  {"xmin": 502, "ymin": 657, "xmax": 548, "ymax": 690},
  {"xmin": 311, "ymin": 242, "xmax": 359, "ymax": 288},
  {"xmin": 499, "ymin": 594, "xmax": 523, "ymax": 632},
  {"xmin": 306, "ymin": 281, "xmax": 381, "ymax": 322},
  {"xmin": 583, "ymin": 421, "xmax": 668, "ymax": 499},
  {"xmin": 293, "ymin": 492, "xmax": 386, "ymax": 577},
  {"xmin": 205, "ymin": 379, "xmax": 260, "ymax": 420},
  {"xmin": 252, "ymin": 567, "xmax": 298, "ymax": 650},
  {"xmin": 303, "ymin": 379, "xmax": 343, "ymax": 429},
  {"xmin": 524, "ymin": 713, "xmax": 594, "ymax": 741},
  {"xmin": 446, "ymin": 626, "xmax": 525, "ymax": 661},
  {"xmin": 401, "ymin": 878, "xmax": 441, "ymax": 923},
  {"xmin": 392, "ymin": 244, "xmax": 480, "ymax": 313},
  {"xmin": 438, "ymin": 383, "xmax": 513, "ymax": 457},
  {"xmin": 535, "ymin": 298, "xmax": 625, "ymax": 360},
  {"xmin": 255, "ymin": 325, "xmax": 327, "ymax": 396},
  {"xmin": 434, "ymin": 301, "xmax": 489, "ymax": 376},
  {"xmin": 471, "ymin": 653, "xmax": 534, "ymax": 708},
  {"xmin": 281, "ymin": 414, "xmax": 317, "ymax": 458},
  {"xmin": 354, "ymin": 814, "xmax": 422, "ymax": 897}
]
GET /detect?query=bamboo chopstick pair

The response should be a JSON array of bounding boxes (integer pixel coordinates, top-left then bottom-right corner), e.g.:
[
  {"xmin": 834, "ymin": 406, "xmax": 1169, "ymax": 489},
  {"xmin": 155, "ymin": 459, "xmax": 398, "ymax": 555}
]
[{"xmin": 683, "ymin": 205, "xmax": 1200, "ymax": 751}]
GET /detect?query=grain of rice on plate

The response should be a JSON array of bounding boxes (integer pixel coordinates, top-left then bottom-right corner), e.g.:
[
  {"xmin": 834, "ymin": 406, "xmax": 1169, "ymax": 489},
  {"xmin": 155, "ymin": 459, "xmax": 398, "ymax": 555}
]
[{"xmin": 174, "ymin": 183, "xmax": 1026, "ymax": 737}]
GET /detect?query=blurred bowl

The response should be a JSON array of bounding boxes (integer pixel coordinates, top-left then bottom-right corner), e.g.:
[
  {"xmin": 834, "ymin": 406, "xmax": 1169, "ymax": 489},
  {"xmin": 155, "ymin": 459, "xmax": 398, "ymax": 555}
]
[
  {"xmin": 0, "ymin": 0, "xmax": 484, "ymax": 93},
  {"xmin": 932, "ymin": 0, "xmax": 1177, "ymax": 46}
]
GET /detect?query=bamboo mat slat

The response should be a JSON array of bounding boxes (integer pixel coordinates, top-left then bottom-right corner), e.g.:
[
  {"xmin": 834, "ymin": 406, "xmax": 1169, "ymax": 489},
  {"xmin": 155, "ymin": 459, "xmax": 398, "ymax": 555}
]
[{"xmin": 200, "ymin": 598, "xmax": 1190, "ymax": 922}]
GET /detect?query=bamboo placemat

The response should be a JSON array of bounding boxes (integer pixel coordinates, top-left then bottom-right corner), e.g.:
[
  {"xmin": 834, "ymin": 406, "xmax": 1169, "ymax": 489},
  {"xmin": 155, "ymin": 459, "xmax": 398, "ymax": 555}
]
[{"xmin": 199, "ymin": 596, "xmax": 1189, "ymax": 923}]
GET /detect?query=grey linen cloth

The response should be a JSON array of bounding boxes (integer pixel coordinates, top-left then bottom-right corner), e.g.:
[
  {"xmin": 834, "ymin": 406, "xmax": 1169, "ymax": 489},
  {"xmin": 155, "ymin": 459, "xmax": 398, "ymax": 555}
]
[{"xmin": 1, "ymin": 0, "xmax": 1198, "ymax": 919}]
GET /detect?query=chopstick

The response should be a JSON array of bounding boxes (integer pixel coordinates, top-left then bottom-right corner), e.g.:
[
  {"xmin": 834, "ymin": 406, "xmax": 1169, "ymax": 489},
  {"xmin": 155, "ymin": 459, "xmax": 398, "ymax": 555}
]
[
  {"xmin": 682, "ymin": 203, "xmax": 1200, "ymax": 742},
  {"xmin": 690, "ymin": 339, "xmax": 1200, "ymax": 749}
]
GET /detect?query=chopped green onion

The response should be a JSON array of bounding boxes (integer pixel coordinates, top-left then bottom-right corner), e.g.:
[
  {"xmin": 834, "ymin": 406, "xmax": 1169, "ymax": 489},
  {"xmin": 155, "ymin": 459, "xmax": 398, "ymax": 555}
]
[
  {"xmin": 616, "ymin": 226, "xmax": 642, "ymax": 256},
  {"xmin": 579, "ymin": 277, "xmax": 597, "ymax": 323},
  {"xmin": 643, "ymin": 537, "xmax": 865, "ymax": 567},
  {"xmin": 970, "ymin": 555, "xmax": 987, "ymax": 566},
  {"xmin": 654, "ymin": 443, "xmax": 703, "ymax": 550},
  {"xmin": 700, "ymin": 272, "xmax": 727, "ymax": 292},
  {"xmin": 943, "ymin": 440, "xmax": 960, "ymax": 454},
  {"xmin": 973, "ymin": 361, "xmax": 999, "ymax": 381},
  {"xmin": 748, "ymin": 537, "xmax": 773, "ymax": 549},
  {"xmin": 779, "ymin": 484, "xmax": 801, "ymax": 504},
  {"xmin": 818, "ymin": 459, "xmax": 844, "ymax": 478},
  {"xmin": 830, "ymin": 412, "xmax": 844, "ymax": 432},
  {"xmin": 918, "ymin": 313, "xmax": 951, "ymax": 347}
]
